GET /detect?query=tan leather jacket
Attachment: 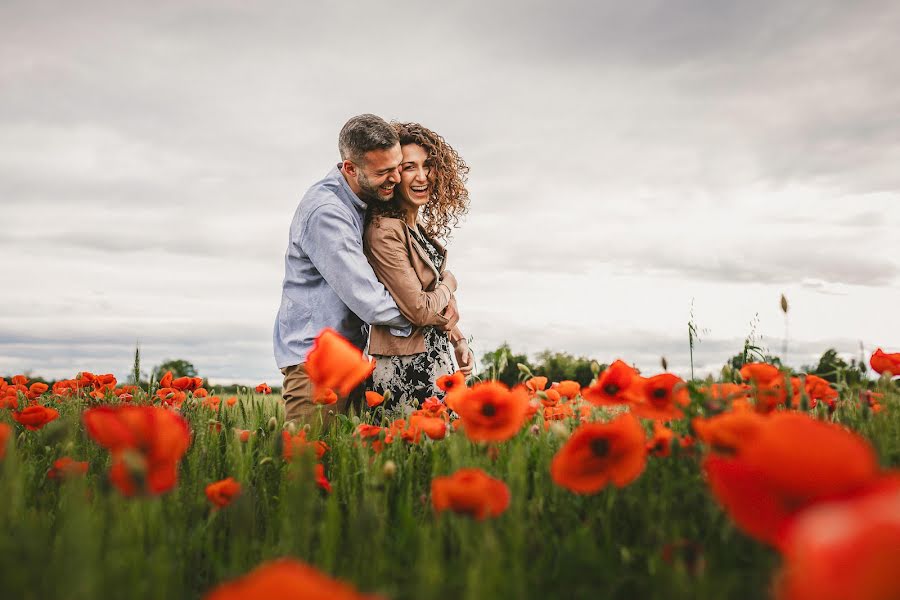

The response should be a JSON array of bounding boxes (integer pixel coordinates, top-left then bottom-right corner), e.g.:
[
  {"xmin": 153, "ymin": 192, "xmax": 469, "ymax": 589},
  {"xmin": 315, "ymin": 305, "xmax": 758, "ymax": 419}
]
[{"xmin": 364, "ymin": 217, "xmax": 463, "ymax": 355}]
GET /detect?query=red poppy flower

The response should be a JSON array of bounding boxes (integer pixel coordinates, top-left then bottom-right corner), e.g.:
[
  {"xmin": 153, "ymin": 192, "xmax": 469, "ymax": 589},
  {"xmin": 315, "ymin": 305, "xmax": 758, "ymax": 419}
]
[
  {"xmin": 234, "ymin": 429, "xmax": 252, "ymax": 443},
  {"xmin": 282, "ymin": 430, "xmax": 329, "ymax": 461},
  {"xmin": 313, "ymin": 387, "xmax": 338, "ymax": 405},
  {"xmin": 203, "ymin": 557, "xmax": 384, "ymax": 600},
  {"xmin": 47, "ymin": 456, "xmax": 89, "ymax": 480},
  {"xmin": 691, "ymin": 409, "xmax": 767, "ymax": 454},
  {"xmin": 870, "ymin": 348, "xmax": 900, "ymax": 377},
  {"xmin": 354, "ymin": 424, "xmax": 385, "ymax": 453},
  {"xmin": 740, "ymin": 363, "xmax": 788, "ymax": 412},
  {"xmin": 525, "ymin": 376, "xmax": 548, "ymax": 394},
  {"xmin": 83, "ymin": 405, "xmax": 191, "ymax": 496},
  {"xmin": 453, "ymin": 381, "xmax": 529, "ymax": 442},
  {"xmin": 206, "ymin": 477, "xmax": 242, "ymax": 508},
  {"xmin": 315, "ymin": 463, "xmax": 331, "ymax": 493},
  {"xmin": 305, "ymin": 328, "xmax": 374, "ymax": 397},
  {"xmin": 647, "ymin": 421, "xmax": 675, "ymax": 457},
  {"xmin": 699, "ymin": 383, "xmax": 751, "ymax": 404},
  {"xmin": 254, "ymin": 383, "xmax": 272, "ymax": 394},
  {"xmin": 13, "ymin": 405, "xmax": 60, "ymax": 430},
  {"xmin": 409, "ymin": 412, "xmax": 447, "ymax": 440},
  {"xmin": 775, "ymin": 476, "xmax": 900, "ymax": 600},
  {"xmin": 631, "ymin": 373, "xmax": 689, "ymax": 420},
  {"xmin": 11, "ymin": 375, "xmax": 28, "ymax": 386},
  {"xmin": 553, "ymin": 380, "xmax": 581, "ymax": 399},
  {"xmin": 170, "ymin": 376, "xmax": 203, "ymax": 392},
  {"xmin": 365, "ymin": 391, "xmax": 384, "ymax": 407},
  {"xmin": 431, "ymin": 468, "xmax": 510, "ymax": 520},
  {"xmin": 550, "ymin": 412, "xmax": 647, "ymax": 494},
  {"xmin": 0, "ymin": 423, "xmax": 12, "ymax": 460},
  {"xmin": 26, "ymin": 382, "xmax": 48, "ymax": 400},
  {"xmin": 436, "ymin": 371, "xmax": 466, "ymax": 393},
  {"xmin": 582, "ymin": 360, "xmax": 644, "ymax": 407},
  {"xmin": 703, "ymin": 412, "xmax": 880, "ymax": 548},
  {"xmin": 539, "ymin": 389, "xmax": 561, "ymax": 407}
]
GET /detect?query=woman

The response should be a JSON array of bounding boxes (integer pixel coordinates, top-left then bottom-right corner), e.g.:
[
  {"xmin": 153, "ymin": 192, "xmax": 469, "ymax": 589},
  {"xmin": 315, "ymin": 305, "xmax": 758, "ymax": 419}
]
[{"xmin": 364, "ymin": 122, "xmax": 473, "ymax": 412}]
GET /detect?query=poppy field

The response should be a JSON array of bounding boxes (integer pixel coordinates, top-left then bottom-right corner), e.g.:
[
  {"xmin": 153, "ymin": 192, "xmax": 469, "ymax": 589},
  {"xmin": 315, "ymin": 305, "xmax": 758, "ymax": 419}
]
[{"xmin": 2, "ymin": 333, "xmax": 900, "ymax": 600}]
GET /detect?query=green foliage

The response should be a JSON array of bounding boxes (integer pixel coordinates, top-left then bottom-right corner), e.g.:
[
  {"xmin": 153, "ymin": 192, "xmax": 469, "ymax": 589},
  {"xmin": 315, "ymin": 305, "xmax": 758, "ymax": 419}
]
[
  {"xmin": 533, "ymin": 350, "xmax": 595, "ymax": 386},
  {"xmin": 0, "ymin": 380, "xmax": 898, "ymax": 600},
  {"xmin": 151, "ymin": 358, "xmax": 198, "ymax": 381},
  {"xmin": 478, "ymin": 344, "xmax": 596, "ymax": 387}
]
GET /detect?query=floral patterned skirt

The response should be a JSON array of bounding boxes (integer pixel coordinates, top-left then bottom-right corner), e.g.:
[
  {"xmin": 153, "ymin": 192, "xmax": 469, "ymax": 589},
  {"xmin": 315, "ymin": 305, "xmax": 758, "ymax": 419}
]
[{"xmin": 371, "ymin": 326, "xmax": 455, "ymax": 415}]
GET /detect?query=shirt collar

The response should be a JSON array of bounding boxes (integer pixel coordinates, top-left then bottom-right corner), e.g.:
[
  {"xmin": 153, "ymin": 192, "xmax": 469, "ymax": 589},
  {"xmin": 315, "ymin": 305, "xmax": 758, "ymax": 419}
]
[{"xmin": 333, "ymin": 164, "xmax": 368, "ymax": 213}]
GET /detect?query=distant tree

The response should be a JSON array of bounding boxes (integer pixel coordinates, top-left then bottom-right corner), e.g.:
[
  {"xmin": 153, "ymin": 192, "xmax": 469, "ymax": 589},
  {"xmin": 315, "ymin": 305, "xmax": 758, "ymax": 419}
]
[
  {"xmin": 152, "ymin": 359, "xmax": 198, "ymax": 382},
  {"xmin": 477, "ymin": 343, "xmax": 533, "ymax": 387},
  {"xmin": 801, "ymin": 348, "xmax": 867, "ymax": 386},
  {"xmin": 534, "ymin": 350, "xmax": 595, "ymax": 386}
]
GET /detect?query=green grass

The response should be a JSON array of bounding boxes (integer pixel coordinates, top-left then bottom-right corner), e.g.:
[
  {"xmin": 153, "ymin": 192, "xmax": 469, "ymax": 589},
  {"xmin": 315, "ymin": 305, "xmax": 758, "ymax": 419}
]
[{"xmin": 1, "ymin": 380, "xmax": 898, "ymax": 600}]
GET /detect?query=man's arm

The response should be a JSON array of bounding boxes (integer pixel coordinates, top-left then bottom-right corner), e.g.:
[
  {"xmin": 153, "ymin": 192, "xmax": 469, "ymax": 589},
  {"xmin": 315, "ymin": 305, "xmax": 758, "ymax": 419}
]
[
  {"xmin": 365, "ymin": 223, "xmax": 452, "ymax": 327},
  {"xmin": 300, "ymin": 204, "xmax": 411, "ymax": 330}
]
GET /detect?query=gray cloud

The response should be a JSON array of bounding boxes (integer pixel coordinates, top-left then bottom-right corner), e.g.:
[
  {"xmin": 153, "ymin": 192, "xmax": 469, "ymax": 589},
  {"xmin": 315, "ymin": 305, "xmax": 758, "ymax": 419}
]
[{"xmin": 2, "ymin": 0, "xmax": 899, "ymax": 381}]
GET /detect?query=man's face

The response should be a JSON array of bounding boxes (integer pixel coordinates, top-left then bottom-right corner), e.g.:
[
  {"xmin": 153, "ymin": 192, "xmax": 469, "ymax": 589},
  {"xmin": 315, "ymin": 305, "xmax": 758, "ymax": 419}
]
[{"xmin": 353, "ymin": 144, "xmax": 402, "ymax": 202}]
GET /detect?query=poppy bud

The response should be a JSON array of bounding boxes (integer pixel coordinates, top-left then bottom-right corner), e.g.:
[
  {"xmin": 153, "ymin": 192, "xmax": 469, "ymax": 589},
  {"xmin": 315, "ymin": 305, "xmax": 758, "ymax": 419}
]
[
  {"xmin": 516, "ymin": 363, "xmax": 533, "ymax": 377},
  {"xmin": 590, "ymin": 361, "xmax": 602, "ymax": 376},
  {"xmin": 661, "ymin": 356, "xmax": 668, "ymax": 371},
  {"xmin": 267, "ymin": 417, "xmax": 278, "ymax": 432},
  {"xmin": 549, "ymin": 422, "xmax": 569, "ymax": 439},
  {"xmin": 382, "ymin": 460, "xmax": 397, "ymax": 479},
  {"xmin": 284, "ymin": 421, "xmax": 297, "ymax": 435},
  {"xmin": 259, "ymin": 456, "xmax": 273, "ymax": 466},
  {"xmin": 780, "ymin": 294, "xmax": 789, "ymax": 314},
  {"xmin": 530, "ymin": 424, "xmax": 540, "ymax": 436},
  {"xmin": 383, "ymin": 390, "xmax": 393, "ymax": 403}
]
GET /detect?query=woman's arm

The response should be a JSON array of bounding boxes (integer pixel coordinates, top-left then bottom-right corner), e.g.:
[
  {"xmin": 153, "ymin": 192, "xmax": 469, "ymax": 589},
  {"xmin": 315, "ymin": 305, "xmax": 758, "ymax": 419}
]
[{"xmin": 364, "ymin": 222, "xmax": 454, "ymax": 327}]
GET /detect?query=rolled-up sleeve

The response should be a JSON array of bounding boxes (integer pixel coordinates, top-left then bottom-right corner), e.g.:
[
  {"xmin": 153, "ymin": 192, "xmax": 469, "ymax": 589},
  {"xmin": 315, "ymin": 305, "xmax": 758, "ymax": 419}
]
[{"xmin": 300, "ymin": 204, "xmax": 411, "ymax": 332}]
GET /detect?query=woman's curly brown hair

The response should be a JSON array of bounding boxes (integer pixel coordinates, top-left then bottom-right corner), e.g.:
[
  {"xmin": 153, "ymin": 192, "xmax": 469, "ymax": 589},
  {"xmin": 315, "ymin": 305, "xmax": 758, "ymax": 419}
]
[{"xmin": 366, "ymin": 122, "xmax": 470, "ymax": 240}]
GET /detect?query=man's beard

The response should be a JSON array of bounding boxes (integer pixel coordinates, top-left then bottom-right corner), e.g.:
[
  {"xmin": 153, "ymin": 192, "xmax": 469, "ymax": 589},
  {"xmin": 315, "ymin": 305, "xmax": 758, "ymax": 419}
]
[{"xmin": 357, "ymin": 170, "xmax": 394, "ymax": 203}]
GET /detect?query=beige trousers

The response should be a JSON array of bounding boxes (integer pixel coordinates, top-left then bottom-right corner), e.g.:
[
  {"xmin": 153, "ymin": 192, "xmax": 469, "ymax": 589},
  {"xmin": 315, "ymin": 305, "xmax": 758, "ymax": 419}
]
[{"xmin": 280, "ymin": 362, "xmax": 363, "ymax": 429}]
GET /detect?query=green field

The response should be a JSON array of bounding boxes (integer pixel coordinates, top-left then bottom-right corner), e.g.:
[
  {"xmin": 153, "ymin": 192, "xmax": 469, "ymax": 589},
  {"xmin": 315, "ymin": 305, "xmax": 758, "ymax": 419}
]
[{"xmin": 1, "ymin": 369, "xmax": 898, "ymax": 600}]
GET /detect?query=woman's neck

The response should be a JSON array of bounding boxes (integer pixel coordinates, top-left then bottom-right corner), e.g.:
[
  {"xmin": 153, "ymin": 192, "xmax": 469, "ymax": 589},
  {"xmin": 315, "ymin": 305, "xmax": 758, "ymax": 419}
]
[{"xmin": 404, "ymin": 207, "xmax": 418, "ymax": 228}]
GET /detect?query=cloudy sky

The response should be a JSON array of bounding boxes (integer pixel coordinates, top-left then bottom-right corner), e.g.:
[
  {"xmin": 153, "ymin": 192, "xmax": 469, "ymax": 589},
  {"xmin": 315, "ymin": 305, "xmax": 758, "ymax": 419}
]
[{"xmin": 2, "ymin": 0, "xmax": 899, "ymax": 385}]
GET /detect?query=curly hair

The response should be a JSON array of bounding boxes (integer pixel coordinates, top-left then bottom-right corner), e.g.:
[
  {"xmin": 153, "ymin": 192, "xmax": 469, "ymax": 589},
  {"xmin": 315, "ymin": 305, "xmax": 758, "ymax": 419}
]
[{"xmin": 366, "ymin": 122, "xmax": 470, "ymax": 240}]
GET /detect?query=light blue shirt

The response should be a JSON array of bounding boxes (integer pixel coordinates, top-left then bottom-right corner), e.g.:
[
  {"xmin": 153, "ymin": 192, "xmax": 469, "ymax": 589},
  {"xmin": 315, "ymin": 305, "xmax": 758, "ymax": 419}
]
[{"xmin": 273, "ymin": 166, "xmax": 411, "ymax": 368}]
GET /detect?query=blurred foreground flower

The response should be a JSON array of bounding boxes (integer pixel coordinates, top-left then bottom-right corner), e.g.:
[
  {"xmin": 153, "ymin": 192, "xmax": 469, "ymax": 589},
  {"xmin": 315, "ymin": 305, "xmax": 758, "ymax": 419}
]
[
  {"xmin": 775, "ymin": 476, "xmax": 900, "ymax": 600},
  {"xmin": 47, "ymin": 457, "xmax": 89, "ymax": 480},
  {"xmin": 431, "ymin": 468, "xmax": 510, "ymax": 520},
  {"xmin": 204, "ymin": 557, "xmax": 385, "ymax": 600},
  {"xmin": 702, "ymin": 412, "xmax": 880, "ymax": 548},
  {"xmin": 83, "ymin": 405, "xmax": 191, "ymax": 496},
  {"xmin": 206, "ymin": 477, "xmax": 242, "ymax": 508},
  {"xmin": 306, "ymin": 328, "xmax": 374, "ymax": 397},
  {"xmin": 550, "ymin": 412, "xmax": 646, "ymax": 494}
]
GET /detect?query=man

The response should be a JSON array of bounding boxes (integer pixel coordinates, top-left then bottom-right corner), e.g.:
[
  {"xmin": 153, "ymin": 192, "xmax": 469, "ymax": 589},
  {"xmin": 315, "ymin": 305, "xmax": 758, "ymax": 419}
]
[{"xmin": 274, "ymin": 114, "xmax": 458, "ymax": 426}]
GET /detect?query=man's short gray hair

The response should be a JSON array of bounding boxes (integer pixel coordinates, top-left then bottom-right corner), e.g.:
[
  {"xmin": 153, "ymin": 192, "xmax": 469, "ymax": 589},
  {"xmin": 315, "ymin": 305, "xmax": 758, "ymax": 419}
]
[{"xmin": 338, "ymin": 114, "xmax": 399, "ymax": 164}]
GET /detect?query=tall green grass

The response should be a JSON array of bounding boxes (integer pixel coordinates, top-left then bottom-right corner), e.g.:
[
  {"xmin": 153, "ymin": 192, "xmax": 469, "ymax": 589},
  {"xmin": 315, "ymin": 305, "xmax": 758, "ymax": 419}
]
[{"xmin": 1, "ymin": 377, "xmax": 897, "ymax": 600}]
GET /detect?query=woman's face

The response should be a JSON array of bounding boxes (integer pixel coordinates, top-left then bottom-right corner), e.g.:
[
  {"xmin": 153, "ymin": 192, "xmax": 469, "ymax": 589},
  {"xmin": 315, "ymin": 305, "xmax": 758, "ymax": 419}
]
[{"xmin": 396, "ymin": 144, "xmax": 433, "ymax": 211}]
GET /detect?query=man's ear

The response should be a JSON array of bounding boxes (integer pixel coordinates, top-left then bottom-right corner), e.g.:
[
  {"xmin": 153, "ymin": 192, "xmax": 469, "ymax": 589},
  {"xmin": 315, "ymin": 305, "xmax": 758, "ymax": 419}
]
[{"xmin": 341, "ymin": 159, "xmax": 357, "ymax": 177}]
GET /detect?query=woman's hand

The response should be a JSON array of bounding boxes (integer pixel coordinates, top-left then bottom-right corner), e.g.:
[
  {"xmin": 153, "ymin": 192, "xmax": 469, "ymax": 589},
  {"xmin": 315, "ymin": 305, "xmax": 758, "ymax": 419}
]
[{"xmin": 453, "ymin": 339, "xmax": 474, "ymax": 376}]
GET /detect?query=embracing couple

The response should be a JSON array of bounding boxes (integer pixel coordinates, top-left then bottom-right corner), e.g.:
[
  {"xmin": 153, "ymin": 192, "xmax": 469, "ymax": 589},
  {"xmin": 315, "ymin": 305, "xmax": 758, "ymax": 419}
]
[{"xmin": 273, "ymin": 114, "xmax": 473, "ymax": 426}]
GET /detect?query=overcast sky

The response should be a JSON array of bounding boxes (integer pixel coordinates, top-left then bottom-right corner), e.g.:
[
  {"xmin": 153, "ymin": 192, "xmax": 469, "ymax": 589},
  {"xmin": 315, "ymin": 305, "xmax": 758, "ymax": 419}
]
[{"xmin": 2, "ymin": 0, "xmax": 899, "ymax": 385}]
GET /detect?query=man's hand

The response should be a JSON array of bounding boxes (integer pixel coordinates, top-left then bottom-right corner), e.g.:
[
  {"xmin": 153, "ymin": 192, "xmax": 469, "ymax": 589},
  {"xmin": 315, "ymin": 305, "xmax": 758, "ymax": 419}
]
[
  {"xmin": 454, "ymin": 339, "xmax": 474, "ymax": 376},
  {"xmin": 441, "ymin": 296, "xmax": 460, "ymax": 331}
]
